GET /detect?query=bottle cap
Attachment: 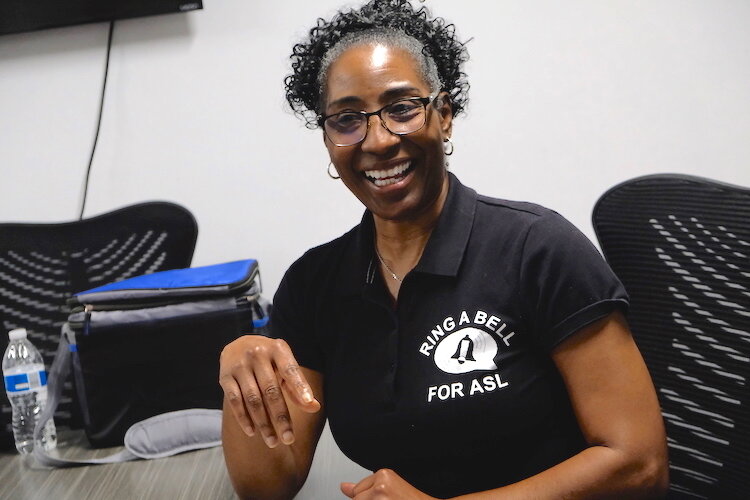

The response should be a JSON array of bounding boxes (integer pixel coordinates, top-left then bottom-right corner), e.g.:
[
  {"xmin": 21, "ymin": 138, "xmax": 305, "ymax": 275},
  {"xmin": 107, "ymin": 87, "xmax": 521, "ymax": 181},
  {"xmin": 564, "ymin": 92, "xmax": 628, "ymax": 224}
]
[{"xmin": 8, "ymin": 328, "xmax": 27, "ymax": 341}]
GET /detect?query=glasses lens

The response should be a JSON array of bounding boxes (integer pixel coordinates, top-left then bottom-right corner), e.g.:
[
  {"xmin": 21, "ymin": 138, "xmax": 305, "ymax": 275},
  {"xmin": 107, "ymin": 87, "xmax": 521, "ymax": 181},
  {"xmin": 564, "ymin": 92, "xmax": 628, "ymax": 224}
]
[
  {"xmin": 383, "ymin": 99, "xmax": 426, "ymax": 134},
  {"xmin": 325, "ymin": 112, "xmax": 366, "ymax": 146}
]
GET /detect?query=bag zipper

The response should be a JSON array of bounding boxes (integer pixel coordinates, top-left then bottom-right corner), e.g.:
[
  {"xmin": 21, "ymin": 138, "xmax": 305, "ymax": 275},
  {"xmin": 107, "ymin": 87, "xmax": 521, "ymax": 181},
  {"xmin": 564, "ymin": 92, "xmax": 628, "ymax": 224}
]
[
  {"xmin": 225, "ymin": 264, "xmax": 261, "ymax": 294},
  {"xmin": 72, "ymin": 300, "xmax": 187, "ymax": 314},
  {"xmin": 83, "ymin": 304, "xmax": 92, "ymax": 336},
  {"xmin": 70, "ymin": 293, "xmax": 260, "ymax": 332}
]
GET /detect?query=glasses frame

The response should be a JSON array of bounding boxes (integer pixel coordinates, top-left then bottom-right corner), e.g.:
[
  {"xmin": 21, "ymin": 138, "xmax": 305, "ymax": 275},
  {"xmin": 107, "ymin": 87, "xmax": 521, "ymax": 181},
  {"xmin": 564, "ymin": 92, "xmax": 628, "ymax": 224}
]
[{"xmin": 318, "ymin": 94, "xmax": 438, "ymax": 147}]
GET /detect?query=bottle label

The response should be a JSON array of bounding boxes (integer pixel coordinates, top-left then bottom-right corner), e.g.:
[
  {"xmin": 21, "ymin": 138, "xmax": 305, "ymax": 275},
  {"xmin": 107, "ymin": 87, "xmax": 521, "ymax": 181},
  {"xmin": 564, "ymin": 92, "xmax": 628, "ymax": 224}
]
[{"xmin": 4, "ymin": 370, "xmax": 47, "ymax": 393}]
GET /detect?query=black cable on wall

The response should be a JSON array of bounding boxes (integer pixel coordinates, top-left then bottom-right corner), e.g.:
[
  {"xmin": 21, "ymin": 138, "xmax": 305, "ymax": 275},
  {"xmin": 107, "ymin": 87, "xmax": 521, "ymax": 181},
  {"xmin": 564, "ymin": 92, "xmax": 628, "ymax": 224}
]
[{"xmin": 78, "ymin": 20, "xmax": 114, "ymax": 221}]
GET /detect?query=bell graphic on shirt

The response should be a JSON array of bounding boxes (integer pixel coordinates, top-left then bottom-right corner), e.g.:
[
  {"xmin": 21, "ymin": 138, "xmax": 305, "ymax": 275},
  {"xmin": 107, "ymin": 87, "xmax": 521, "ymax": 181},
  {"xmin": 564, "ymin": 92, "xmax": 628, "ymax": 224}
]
[{"xmin": 451, "ymin": 334, "xmax": 475, "ymax": 364}]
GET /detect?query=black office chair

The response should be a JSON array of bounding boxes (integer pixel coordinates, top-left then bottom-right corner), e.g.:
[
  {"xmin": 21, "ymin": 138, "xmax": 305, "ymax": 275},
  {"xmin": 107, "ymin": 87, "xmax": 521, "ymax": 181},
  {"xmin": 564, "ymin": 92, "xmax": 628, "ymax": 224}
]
[
  {"xmin": 0, "ymin": 202, "xmax": 198, "ymax": 449},
  {"xmin": 593, "ymin": 174, "xmax": 750, "ymax": 499}
]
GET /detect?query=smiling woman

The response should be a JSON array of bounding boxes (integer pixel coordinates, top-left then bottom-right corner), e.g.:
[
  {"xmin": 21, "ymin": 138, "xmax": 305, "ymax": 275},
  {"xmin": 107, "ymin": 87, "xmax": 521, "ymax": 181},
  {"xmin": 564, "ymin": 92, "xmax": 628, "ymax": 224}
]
[{"xmin": 219, "ymin": 1, "xmax": 669, "ymax": 499}]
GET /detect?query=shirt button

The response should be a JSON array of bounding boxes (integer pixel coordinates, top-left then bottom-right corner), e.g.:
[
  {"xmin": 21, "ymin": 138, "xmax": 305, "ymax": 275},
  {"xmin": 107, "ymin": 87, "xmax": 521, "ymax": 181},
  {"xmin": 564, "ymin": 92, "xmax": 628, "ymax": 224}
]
[{"xmin": 389, "ymin": 362, "xmax": 396, "ymax": 371}]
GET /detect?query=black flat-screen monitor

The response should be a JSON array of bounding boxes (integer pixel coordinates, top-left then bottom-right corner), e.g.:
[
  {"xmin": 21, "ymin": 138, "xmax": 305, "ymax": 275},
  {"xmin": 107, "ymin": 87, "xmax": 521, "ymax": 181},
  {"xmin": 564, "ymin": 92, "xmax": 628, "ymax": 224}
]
[{"xmin": 0, "ymin": 0, "xmax": 203, "ymax": 36}]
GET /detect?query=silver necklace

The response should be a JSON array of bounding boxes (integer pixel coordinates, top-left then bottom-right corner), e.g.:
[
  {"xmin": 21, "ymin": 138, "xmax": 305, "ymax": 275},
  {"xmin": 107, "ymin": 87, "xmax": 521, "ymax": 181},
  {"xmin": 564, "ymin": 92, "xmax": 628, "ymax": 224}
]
[{"xmin": 374, "ymin": 246, "xmax": 403, "ymax": 283}]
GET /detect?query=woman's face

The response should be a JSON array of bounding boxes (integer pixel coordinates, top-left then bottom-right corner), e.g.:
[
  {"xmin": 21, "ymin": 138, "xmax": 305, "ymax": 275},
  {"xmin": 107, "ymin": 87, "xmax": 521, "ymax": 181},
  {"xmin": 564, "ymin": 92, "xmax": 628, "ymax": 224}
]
[{"xmin": 322, "ymin": 43, "xmax": 453, "ymax": 222}]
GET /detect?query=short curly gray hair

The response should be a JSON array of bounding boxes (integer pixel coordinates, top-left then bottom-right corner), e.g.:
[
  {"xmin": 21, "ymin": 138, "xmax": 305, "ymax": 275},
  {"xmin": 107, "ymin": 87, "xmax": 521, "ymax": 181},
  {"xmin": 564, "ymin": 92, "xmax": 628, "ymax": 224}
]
[
  {"xmin": 317, "ymin": 28, "xmax": 443, "ymax": 106},
  {"xmin": 285, "ymin": 0, "xmax": 470, "ymax": 128}
]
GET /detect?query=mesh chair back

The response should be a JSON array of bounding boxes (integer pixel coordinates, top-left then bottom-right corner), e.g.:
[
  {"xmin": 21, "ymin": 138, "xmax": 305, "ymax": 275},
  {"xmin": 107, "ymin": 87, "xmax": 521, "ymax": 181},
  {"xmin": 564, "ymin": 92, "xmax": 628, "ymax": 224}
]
[
  {"xmin": 0, "ymin": 202, "xmax": 197, "ymax": 449},
  {"xmin": 593, "ymin": 174, "xmax": 750, "ymax": 499}
]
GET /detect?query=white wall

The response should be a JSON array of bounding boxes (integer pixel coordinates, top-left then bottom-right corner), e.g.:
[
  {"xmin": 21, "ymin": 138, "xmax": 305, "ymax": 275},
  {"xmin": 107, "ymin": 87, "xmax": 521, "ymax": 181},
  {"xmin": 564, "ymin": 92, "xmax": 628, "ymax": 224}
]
[{"xmin": 1, "ymin": 1, "xmax": 749, "ymax": 497}]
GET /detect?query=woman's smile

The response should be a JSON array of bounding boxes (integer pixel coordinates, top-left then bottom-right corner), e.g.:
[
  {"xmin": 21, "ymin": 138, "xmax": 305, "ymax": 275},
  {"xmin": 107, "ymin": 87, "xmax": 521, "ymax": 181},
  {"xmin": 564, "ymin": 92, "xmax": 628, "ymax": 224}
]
[{"xmin": 363, "ymin": 159, "xmax": 414, "ymax": 187}]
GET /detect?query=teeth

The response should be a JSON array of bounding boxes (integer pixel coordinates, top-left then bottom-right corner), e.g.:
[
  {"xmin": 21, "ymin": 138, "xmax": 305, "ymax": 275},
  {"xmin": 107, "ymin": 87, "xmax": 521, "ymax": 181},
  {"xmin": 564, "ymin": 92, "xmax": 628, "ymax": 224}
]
[
  {"xmin": 374, "ymin": 177, "xmax": 401, "ymax": 187},
  {"xmin": 365, "ymin": 161, "xmax": 411, "ymax": 184}
]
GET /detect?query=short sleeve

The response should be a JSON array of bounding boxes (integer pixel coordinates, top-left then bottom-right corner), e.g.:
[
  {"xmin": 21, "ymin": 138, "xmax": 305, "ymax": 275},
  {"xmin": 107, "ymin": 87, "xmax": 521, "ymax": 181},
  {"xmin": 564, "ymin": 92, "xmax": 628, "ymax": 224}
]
[
  {"xmin": 519, "ymin": 210, "xmax": 629, "ymax": 351},
  {"xmin": 270, "ymin": 257, "xmax": 325, "ymax": 372}
]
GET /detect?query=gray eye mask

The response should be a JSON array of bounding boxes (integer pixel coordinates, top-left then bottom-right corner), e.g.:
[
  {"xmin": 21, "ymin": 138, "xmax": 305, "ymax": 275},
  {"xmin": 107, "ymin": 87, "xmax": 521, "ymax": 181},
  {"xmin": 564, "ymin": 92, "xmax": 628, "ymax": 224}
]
[
  {"xmin": 125, "ymin": 409, "xmax": 222, "ymax": 460},
  {"xmin": 33, "ymin": 409, "xmax": 222, "ymax": 467}
]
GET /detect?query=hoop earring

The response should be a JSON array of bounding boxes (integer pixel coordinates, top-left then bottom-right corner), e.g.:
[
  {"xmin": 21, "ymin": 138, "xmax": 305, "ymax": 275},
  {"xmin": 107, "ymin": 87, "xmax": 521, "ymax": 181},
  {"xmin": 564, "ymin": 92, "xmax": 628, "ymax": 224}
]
[
  {"xmin": 327, "ymin": 162, "xmax": 340, "ymax": 180},
  {"xmin": 443, "ymin": 137, "xmax": 454, "ymax": 156}
]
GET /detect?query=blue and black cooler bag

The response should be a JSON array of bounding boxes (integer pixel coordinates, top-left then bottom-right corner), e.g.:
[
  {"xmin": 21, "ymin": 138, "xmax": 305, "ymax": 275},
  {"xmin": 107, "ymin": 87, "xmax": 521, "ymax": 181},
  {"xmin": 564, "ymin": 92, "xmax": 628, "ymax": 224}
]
[{"xmin": 64, "ymin": 259, "xmax": 270, "ymax": 448}]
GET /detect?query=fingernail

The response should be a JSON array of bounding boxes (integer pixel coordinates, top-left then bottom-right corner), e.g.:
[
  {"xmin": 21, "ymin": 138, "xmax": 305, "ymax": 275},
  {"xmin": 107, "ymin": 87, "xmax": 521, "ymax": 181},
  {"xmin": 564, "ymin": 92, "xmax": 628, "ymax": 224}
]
[
  {"xmin": 281, "ymin": 431, "xmax": 294, "ymax": 445},
  {"xmin": 243, "ymin": 426, "xmax": 254, "ymax": 437},
  {"xmin": 301, "ymin": 388, "xmax": 313, "ymax": 403},
  {"xmin": 264, "ymin": 436, "xmax": 278, "ymax": 448}
]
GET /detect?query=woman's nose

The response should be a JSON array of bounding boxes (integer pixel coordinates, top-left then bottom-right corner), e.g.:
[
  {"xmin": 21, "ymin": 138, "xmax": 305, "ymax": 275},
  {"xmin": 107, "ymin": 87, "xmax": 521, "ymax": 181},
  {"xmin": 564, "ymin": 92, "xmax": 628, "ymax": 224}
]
[{"xmin": 360, "ymin": 115, "xmax": 400, "ymax": 154}]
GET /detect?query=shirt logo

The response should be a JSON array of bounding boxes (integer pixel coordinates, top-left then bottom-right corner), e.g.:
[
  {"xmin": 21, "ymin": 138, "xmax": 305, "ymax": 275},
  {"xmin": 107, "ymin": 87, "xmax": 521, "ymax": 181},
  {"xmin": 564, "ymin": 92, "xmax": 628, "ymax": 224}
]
[
  {"xmin": 419, "ymin": 309, "xmax": 515, "ymax": 404},
  {"xmin": 433, "ymin": 327, "xmax": 498, "ymax": 374}
]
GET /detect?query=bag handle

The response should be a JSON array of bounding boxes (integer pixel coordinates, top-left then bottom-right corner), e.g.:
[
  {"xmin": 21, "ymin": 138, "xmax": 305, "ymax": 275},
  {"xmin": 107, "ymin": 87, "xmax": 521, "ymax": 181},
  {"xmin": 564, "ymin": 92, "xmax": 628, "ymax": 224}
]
[{"xmin": 32, "ymin": 325, "xmax": 222, "ymax": 468}]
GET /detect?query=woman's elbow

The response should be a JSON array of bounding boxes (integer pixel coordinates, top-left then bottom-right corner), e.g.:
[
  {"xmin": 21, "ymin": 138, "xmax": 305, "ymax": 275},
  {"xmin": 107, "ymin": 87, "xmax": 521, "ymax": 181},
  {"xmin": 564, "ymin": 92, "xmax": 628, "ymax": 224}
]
[
  {"xmin": 631, "ymin": 453, "xmax": 670, "ymax": 498},
  {"xmin": 226, "ymin": 456, "xmax": 305, "ymax": 500},
  {"xmin": 231, "ymin": 479, "xmax": 301, "ymax": 500}
]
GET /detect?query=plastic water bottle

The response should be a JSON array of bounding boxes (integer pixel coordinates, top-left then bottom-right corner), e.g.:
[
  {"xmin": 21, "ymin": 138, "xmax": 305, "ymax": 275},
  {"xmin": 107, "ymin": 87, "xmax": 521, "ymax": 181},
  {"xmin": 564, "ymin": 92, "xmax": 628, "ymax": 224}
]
[{"xmin": 2, "ymin": 328, "xmax": 57, "ymax": 454}]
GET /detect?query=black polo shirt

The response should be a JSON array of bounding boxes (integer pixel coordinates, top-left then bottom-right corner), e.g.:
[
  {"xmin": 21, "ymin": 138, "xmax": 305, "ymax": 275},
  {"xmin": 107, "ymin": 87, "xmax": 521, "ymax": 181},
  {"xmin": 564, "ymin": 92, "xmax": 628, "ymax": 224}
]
[{"xmin": 272, "ymin": 173, "xmax": 628, "ymax": 498}]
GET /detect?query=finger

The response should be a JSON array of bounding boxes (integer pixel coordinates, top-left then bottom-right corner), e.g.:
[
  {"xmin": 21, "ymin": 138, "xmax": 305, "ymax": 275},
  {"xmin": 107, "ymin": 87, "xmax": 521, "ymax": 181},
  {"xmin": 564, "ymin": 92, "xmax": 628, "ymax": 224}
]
[
  {"xmin": 218, "ymin": 374, "xmax": 254, "ymax": 437},
  {"xmin": 340, "ymin": 482, "xmax": 357, "ymax": 498},
  {"xmin": 350, "ymin": 474, "xmax": 377, "ymax": 497},
  {"xmin": 253, "ymin": 361, "xmax": 295, "ymax": 446},
  {"xmin": 280, "ymin": 378, "xmax": 321, "ymax": 414},
  {"xmin": 235, "ymin": 369, "xmax": 279, "ymax": 448},
  {"xmin": 272, "ymin": 340, "xmax": 320, "ymax": 411}
]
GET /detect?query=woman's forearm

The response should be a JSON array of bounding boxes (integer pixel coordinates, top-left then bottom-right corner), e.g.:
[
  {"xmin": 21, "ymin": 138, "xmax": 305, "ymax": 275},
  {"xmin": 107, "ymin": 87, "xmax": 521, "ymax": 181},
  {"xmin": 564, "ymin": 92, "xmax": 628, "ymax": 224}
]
[
  {"xmin": 452, "ymin": 444, "xmax": 668, "ymax": 500},
  {"xmin": 452, "ymin": 313, "xmax": 666, "ymax": 499},
  {"xmin": 224, "ymin": 439, "xmax": 305, "ymax": 500},
  {"xmin": 222, "ymin": 398, "xmax": 324, "ymax": 500},
  {"xmin": 219, "ymin": 339, "xmax": 326, "ymax": 500}
]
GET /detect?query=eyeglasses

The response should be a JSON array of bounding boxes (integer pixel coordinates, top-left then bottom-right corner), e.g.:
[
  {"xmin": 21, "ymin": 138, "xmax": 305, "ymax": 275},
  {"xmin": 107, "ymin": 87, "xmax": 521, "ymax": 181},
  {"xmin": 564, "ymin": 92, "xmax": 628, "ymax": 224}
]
[{"xmin": 318, "ymin": 94, "xmax": 438, "ymax": 147}]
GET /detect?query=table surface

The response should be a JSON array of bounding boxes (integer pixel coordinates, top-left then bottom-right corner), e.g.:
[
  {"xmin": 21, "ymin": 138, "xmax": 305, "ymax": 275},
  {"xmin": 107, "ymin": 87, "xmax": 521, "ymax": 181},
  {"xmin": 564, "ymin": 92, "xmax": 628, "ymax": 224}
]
[{"xmin": 0, "ymin": 429, "xmax": 237, "ymax": 500}]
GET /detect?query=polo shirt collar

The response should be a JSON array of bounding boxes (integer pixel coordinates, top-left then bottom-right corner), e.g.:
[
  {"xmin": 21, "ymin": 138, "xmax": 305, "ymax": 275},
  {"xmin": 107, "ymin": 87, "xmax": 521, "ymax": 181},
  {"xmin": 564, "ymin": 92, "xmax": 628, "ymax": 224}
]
[
  {"xmin": 414, "ymin": 172, "xmax": 477, "ymax": 277},
  {"xmin": 336, "ymin": 172, "xmax": 477, "ymax": 295}
]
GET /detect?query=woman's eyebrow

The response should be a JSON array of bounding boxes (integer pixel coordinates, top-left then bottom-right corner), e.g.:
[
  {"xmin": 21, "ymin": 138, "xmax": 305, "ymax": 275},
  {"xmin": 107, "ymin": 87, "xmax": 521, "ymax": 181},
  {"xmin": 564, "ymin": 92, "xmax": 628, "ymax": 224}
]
[
  {"xmin": 326, "ymin": 86, "xmax": 423, "ymax": 112},
  {"xmin": 380, "ymin": 86, "xmax": 422, "ymax": 101},
  {"xmin": 327, "ymin": 95, "xmax": 364, "ymax": 110}
]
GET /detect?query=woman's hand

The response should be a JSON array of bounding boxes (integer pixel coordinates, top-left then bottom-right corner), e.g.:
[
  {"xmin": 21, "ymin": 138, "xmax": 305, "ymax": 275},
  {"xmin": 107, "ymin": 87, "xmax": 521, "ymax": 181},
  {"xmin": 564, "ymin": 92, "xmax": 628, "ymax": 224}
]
[
  {"xmin": 219, "ymin": 335, "xmax": 321, "ymax": 448},
  {"xmin": 341, "ymin": 469, "xmax": 437, "ymax": 500}
]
